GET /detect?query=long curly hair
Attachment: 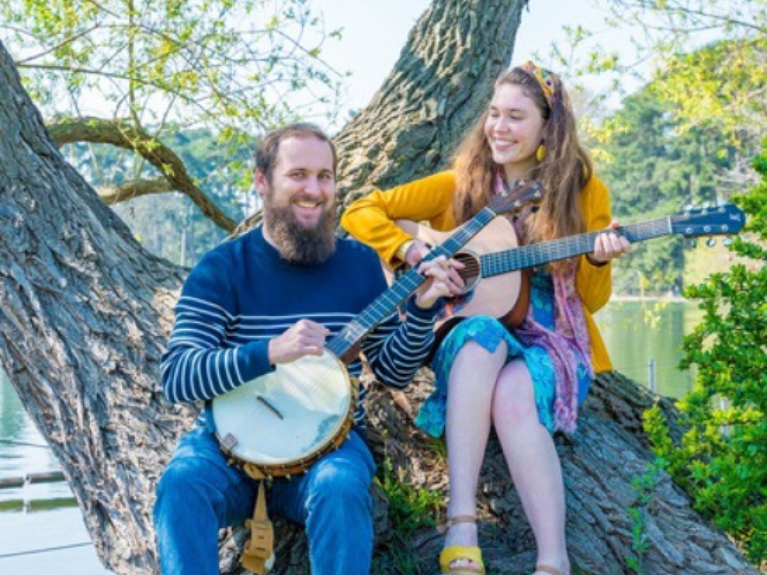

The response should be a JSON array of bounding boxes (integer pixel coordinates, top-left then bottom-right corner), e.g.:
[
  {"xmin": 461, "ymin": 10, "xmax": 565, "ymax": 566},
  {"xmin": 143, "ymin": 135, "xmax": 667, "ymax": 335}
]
[{"xmin": 452, "ymin": 65, "xmax": 593, "ymax": 252}]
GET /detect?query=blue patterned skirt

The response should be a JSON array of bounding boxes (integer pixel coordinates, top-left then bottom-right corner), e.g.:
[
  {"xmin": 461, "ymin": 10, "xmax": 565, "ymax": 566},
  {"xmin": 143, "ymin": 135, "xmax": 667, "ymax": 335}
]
[{"xmin": 414, "ymin": 273, "xmax": 591, "ymax": 437}]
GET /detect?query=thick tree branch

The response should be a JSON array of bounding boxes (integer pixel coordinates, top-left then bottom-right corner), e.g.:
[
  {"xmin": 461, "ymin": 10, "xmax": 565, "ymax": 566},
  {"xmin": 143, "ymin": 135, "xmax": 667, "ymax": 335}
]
[
  {"xmin": 47, "ymin": 116, "xmax": 237, "ymax": 231},
  {"xmin": 97, "ymin": 177, "xmax": 175, "ymax": 204}
]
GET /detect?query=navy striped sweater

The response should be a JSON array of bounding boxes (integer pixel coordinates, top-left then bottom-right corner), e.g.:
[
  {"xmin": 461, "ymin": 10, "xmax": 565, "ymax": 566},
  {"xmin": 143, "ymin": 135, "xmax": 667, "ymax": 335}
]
[{"xmin": 161, "ymin": 227, "xmax": 441, "ymax": 426}]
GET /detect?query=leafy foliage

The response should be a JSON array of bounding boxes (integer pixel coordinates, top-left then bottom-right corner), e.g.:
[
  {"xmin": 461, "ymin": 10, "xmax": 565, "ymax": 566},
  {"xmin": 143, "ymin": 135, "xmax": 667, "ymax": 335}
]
[
  {"xmin": 0, "ymin": 0, "xmax": 342, "ymax": 228},
  {"xmin": 597, "ymin": 85, "xmax": 740, "ymax": 295},
  {"xmin": 552, "ymin": 0, "xmax": 766, "ymax": 142},
  {"xmin": 644, "ymin": 141, "xmax": 767, "ymax": 562}
]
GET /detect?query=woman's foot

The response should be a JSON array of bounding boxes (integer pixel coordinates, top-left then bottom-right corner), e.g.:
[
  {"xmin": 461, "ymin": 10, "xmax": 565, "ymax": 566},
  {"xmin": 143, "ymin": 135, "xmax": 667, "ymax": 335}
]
[{"xmin": 440, "ymin": 516, "xmax": 484, "ymax": 574}]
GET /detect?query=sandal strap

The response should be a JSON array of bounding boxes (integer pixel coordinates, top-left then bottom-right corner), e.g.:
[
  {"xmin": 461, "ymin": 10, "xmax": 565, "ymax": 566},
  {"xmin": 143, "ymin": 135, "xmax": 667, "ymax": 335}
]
[
  {"xmin": 536, "ymin": 565, "xmax": 566, "ymax": 575},
  {"xmin": 447, "ymin": 515, "xmax": 477, "ymax": 526}
]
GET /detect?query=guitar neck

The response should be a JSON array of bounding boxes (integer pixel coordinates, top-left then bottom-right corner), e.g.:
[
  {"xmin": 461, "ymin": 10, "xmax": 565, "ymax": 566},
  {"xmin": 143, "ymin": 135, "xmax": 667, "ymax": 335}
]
[
  {"xmin": 326, "ymin": 205, "xmax": 502, "ymax": 361},
  {"xmin": 480, "ymin": 217, "xmax": 673, "ymax": 276}
]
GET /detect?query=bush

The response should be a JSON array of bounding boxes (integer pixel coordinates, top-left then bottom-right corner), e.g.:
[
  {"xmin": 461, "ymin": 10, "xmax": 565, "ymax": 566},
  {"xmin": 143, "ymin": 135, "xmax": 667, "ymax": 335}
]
[{"xmin": 644, "ymin": 140, "xmax": 767, "ymax": 563}]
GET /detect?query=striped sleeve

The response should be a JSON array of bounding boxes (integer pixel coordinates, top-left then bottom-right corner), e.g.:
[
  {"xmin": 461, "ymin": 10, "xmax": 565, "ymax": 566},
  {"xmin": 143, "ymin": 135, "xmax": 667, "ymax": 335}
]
[
  {"xmin": 363, "ymin": 297, "xmax": 443, "ymax": 389},
  {"xmin": 161, "ymin": 253, "xmax": 272, "ymax": 404}
]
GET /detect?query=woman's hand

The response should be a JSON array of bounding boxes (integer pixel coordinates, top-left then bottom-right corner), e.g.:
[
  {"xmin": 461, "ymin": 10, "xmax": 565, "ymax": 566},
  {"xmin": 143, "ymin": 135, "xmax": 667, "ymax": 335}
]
[{"xmin": 588, "ymin": 219, "xmax": 632, "ymax": 265}]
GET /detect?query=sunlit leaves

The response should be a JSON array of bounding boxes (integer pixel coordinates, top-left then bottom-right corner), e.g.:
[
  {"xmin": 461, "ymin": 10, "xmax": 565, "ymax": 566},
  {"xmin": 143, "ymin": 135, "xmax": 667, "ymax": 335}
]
[
  {"xmin": 644, "ymin": 140, "xmax": 767, "ymax": 562},
  {"xmin": 0, "ymin": 0, "xmax": 344, "ymax": 210}
]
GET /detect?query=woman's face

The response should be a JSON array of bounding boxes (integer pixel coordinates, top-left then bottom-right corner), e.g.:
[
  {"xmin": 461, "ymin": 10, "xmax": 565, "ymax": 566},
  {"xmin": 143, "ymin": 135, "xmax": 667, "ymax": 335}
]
[{"xmin": 484, "ymin": 83, "xmax": 546, "ymax": 178}]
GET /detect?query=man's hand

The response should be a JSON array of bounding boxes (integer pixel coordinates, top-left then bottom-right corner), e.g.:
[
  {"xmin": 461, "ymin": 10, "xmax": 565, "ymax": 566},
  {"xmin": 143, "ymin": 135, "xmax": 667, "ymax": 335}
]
[
  {"xmin": 414, "ymin": 255, "xmax": 465, "ymax": 309},
  {"xmin": 588, "ymin": 219, "xmax": 632, "ymax": 265},
  {"xmin": 268, "ymin": 319, "xmax": 330, "ymax": 365}
]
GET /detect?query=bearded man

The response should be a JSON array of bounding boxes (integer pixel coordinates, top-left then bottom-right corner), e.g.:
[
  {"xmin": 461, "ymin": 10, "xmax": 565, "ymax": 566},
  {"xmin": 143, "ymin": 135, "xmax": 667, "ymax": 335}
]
[{"xmin": 153, "ymin": 123, "xmax": 458, "ymax": 575}]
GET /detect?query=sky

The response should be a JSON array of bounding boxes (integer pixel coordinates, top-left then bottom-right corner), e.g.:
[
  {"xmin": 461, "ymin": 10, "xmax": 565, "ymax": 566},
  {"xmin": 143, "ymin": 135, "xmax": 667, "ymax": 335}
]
[{"xmin": 311, "ymin": 0, "xmax": 623, "ymax": 121}]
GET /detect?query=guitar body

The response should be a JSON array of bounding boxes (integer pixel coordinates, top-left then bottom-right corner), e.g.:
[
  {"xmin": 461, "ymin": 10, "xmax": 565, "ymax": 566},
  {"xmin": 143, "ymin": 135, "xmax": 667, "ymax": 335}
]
[{"xmin": 396, "ymin": 217, "xmax": 530, "ymax": 332}]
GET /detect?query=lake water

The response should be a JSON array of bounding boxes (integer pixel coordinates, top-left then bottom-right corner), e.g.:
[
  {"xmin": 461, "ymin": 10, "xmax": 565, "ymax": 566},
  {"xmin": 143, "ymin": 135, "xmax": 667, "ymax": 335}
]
[{"xmin": 0, "ymin": 299, "xmax": 703, "ymax": 574}]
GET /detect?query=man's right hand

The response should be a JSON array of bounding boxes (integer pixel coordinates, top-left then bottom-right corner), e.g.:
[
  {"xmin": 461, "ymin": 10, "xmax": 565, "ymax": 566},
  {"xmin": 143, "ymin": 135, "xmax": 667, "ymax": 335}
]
[{"xmin": 268, "ymin": 319, "xmax": 330, "ymax": 365}]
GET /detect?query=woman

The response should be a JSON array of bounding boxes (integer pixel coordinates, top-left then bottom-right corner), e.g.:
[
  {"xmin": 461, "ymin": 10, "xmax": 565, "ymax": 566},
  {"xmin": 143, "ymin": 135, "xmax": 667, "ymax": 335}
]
[{"xmin": 341, "ymin": 62, "xmax": 630, "ymax": 575}]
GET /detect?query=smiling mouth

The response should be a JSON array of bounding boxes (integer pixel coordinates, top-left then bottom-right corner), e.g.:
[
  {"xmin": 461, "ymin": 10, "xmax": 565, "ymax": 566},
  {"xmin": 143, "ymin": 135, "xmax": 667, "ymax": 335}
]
[{"xmin": 294, "ymin": 200, "xmax": 322, "ymax": 209}]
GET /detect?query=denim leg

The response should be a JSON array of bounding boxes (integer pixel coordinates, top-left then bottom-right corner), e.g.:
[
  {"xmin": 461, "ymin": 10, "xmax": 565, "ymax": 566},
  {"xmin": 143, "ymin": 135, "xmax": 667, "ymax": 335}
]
[
  {"xmin": 268, "ymin": 431, "xmax": 376, "ymax": 575},
  {"xmin": 153, "ymin": 426, "xmax": 257, "ymax": 575}
]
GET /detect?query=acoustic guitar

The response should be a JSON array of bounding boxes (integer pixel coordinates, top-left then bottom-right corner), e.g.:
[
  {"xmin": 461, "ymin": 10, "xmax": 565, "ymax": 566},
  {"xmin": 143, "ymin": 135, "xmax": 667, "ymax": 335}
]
[{"xmin": 396, "ymin": 203, "xmax": 746, "ymax": 334}]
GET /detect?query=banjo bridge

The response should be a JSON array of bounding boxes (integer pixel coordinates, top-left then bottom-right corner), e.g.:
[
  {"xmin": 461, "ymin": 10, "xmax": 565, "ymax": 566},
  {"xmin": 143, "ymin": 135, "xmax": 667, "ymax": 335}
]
[{"xmin": 257, "ymin": 395, "xmax": 285, "ymax": 420}]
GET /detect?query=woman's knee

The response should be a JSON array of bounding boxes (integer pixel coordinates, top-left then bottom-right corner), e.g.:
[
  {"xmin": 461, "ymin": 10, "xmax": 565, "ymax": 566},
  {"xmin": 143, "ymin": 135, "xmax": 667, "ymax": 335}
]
[{"xmin": 492, "ymin": 365, "xmax": 538, "ymax": 427}]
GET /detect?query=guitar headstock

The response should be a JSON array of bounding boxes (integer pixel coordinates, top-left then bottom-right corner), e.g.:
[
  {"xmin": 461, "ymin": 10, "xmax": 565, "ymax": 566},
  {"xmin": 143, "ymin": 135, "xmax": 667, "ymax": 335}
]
[
  {"xmin": 670, "ymin": 204, "xmax": 746, "ymax": 237},
  {"xmin": 487, "ymin": 179, "xmax": 543, "ymax": 217}
]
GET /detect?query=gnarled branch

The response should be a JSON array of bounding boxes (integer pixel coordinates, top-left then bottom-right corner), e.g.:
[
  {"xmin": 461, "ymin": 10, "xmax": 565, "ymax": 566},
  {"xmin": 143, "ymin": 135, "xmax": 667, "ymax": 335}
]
[{"xmin": 48, "ymin": 117, "xmax": 237, "ymax": 231}]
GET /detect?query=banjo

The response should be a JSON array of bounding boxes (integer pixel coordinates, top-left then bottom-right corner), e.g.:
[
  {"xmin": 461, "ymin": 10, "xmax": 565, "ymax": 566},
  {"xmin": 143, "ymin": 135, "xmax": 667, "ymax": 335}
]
[{"xmin": 211, "ymin": 180, "xmax": 542, "ymax": 480}]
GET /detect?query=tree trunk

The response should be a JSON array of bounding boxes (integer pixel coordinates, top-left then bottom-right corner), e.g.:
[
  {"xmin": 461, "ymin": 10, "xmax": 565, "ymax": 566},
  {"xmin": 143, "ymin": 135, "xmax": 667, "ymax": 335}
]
[{"xmin": 0, "ymin": 0, "xmax": 760, "ymax": 574}]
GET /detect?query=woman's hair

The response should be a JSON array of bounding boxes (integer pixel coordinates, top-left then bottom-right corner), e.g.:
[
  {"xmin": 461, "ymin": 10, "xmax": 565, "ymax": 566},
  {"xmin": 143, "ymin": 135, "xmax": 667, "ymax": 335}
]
[{"xmin": 452, "ymin": 64, "xmax": 593, "ymax": 247}]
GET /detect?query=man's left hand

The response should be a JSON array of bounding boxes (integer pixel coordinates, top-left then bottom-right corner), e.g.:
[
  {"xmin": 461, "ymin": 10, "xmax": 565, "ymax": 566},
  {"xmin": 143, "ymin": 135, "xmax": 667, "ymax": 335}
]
[{"xmin": 414, "ymin": 255, "xmax": 464, "ymax": 309}]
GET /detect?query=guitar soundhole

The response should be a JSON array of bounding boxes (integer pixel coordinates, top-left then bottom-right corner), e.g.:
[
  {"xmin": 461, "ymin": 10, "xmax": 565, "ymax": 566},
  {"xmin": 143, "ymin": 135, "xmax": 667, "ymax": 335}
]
[{"xmin": 453, "ymin": 252, "xmax": 481, "ymax": 294}]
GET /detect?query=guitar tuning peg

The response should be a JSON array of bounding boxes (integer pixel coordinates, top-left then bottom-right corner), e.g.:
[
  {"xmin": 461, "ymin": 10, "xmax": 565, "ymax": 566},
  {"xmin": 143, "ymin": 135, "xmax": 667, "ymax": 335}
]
[
  {"xmin": 706, "ymin": 237, "xmax": 717, "ymax": 248},
  {"xmin": 690, "ymin": 238, "xmax": 698, "ymax": 248},
  {"xmin": 723, "ymin": 237, "xmax": 734, "ymax": 246}
]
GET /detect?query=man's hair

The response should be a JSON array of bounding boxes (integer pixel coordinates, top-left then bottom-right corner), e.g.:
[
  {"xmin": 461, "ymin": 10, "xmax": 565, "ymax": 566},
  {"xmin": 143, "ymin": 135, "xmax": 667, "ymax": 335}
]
[{"xmin": 253, "ymin": 122, "xmax": 337, "ymax": 183}]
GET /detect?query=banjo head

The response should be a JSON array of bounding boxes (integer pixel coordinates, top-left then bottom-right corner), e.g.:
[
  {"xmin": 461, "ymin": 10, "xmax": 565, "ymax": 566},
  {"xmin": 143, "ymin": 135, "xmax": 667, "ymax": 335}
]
[{"xmin": 211, "ymin": 351, "xmax": 353, "ymax": 466}]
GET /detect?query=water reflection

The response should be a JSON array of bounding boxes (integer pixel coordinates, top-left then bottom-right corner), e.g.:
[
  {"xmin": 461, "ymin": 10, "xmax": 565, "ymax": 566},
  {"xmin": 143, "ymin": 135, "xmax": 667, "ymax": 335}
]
[
  {"xmin": 0, "ymin": 370, "xmax": 112, "ymax": 574},
  {"xmin": 595, "ymin": 299, "xmax": 703, "ymax": 398}
]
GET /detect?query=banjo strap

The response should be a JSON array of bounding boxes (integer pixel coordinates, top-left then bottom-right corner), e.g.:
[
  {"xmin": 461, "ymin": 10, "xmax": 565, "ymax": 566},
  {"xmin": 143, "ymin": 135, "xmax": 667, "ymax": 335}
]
[{"xmin": 241, "ymin": 480, "xmax": 275, "ymax": 575}]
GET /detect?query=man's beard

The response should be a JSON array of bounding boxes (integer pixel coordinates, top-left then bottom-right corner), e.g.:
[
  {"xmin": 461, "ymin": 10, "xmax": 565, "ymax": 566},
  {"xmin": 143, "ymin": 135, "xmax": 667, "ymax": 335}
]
[{"xmin": 263, "ymin": 199, "xmax": 337, "ymax": 265}]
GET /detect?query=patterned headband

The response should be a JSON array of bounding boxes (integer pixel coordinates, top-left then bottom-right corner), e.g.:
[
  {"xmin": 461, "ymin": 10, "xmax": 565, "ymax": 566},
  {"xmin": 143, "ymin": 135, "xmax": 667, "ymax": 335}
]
[{"xmin": 520, "ymin": 61, "xmax": 557, "ymax": 110}]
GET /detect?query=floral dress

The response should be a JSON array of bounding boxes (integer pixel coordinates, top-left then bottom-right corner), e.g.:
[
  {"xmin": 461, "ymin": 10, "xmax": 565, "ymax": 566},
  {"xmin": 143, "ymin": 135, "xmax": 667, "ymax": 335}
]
[{"xmin": 414, "ymin": 269, "xmax": 592, "ymax": 437}]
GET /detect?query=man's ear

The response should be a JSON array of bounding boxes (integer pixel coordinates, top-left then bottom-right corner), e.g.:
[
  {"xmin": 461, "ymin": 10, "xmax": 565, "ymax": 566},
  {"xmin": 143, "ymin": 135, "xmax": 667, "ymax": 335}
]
[{"xmin": 254, "ymin": 169, "xmax": 267, "ymax": 195}]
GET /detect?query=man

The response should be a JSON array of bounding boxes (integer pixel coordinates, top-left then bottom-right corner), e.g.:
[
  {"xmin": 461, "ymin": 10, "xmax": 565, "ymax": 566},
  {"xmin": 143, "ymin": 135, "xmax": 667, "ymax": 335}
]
[{"xmin": 154, "ymin": 123, "xmax": 456, "ymax": 575}]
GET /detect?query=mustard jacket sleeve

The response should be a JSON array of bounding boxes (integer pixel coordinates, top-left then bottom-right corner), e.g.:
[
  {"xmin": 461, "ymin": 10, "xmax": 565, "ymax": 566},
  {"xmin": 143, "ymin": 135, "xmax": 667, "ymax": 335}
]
[
  {"xmin": 341, "ymin": 171, "xmax": 458, "ymax": 268},
  {"xmin": 576, "ymin": 175, "xmax": 613, "ymax": 314}
]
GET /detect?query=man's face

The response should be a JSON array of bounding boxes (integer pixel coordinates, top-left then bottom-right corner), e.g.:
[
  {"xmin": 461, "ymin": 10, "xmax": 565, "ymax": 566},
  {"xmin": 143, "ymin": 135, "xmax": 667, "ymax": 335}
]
[{"xmin": 256, "ymin": 136, "xmax": 337, "ymax": 264}]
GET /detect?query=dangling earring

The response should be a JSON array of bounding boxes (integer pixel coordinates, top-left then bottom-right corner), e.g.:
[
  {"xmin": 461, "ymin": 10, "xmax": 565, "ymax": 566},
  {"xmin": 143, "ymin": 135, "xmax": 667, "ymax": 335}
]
[{"xmin": 535, "ymin": 143, "xmax": 546, "ymax": 162}]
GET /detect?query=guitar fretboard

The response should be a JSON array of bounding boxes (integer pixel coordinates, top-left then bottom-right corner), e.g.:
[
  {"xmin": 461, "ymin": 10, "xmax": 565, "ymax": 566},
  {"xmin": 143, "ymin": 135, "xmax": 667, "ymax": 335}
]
[
  {"xmin": 480, "ymin": 217, "xmax": 672, "ymax": 277},
  {"xmin": 326, "ymin": 205, "xmax": 503, "ymax": 360}
]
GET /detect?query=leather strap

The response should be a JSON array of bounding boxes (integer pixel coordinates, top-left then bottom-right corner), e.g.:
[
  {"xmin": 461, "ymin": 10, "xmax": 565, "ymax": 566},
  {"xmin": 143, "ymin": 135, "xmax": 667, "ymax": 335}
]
[
  {"xmin": 447, "ymin": 515, "xmax": 477, "ymax": 525},
  {"xmin": 241, "ymin": 481, "xmax": 274, "ymax": 575},
  {"xmin": 438, "ymin": 514, "xmax": 477, "ymax": 533}
]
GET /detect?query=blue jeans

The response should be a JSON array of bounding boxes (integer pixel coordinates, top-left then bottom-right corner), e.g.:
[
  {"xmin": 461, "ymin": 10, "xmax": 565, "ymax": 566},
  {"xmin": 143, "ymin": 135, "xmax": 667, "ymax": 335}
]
[{"xmin": 153, "ymin": 425, "xmax": 376, "ymax": 575}]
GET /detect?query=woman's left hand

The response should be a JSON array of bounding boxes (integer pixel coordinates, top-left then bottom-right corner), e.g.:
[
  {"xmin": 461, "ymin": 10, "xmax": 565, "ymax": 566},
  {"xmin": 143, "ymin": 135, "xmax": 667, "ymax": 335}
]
[{"xmin": 589, "ymin": 219, "xmax": 632, "ymax": 265}]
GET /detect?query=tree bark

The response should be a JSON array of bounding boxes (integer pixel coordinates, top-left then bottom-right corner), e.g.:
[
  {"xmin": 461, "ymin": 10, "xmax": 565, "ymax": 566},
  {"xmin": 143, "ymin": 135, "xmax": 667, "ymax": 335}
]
[{"xmin": 0, "ymin": 1, "xmax": 761, "ymax": 574}]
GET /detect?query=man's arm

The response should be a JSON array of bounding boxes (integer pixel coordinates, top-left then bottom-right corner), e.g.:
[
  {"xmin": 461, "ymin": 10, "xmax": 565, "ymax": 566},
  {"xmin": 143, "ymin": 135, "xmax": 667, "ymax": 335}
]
[
  {"xmin": 161, "ymin": 252, "xmax": 272, "ymax": 404},
  {"xmin": 362, "ymin": 297, "xmax": 443, "ymax": 389}
]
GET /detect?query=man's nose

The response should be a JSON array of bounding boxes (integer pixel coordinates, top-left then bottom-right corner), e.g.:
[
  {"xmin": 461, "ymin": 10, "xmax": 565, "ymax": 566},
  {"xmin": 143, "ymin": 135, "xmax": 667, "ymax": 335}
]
[{"xmin": 303, "ymin": 176, "xmax": 322, "ymax": 194}]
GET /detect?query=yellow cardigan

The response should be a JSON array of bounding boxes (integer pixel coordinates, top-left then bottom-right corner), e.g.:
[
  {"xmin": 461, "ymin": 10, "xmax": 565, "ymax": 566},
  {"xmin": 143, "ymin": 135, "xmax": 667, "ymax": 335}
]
[{"xmin": 341, "ymin": 170, "xmax": 615, "ymax": 373}]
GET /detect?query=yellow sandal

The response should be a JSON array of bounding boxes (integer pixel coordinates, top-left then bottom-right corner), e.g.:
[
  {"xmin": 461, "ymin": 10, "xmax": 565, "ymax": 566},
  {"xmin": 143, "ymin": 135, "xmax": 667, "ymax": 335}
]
[{"xmin": 439, "ymin": 515, "xmax": 485, "ymax": 575}]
